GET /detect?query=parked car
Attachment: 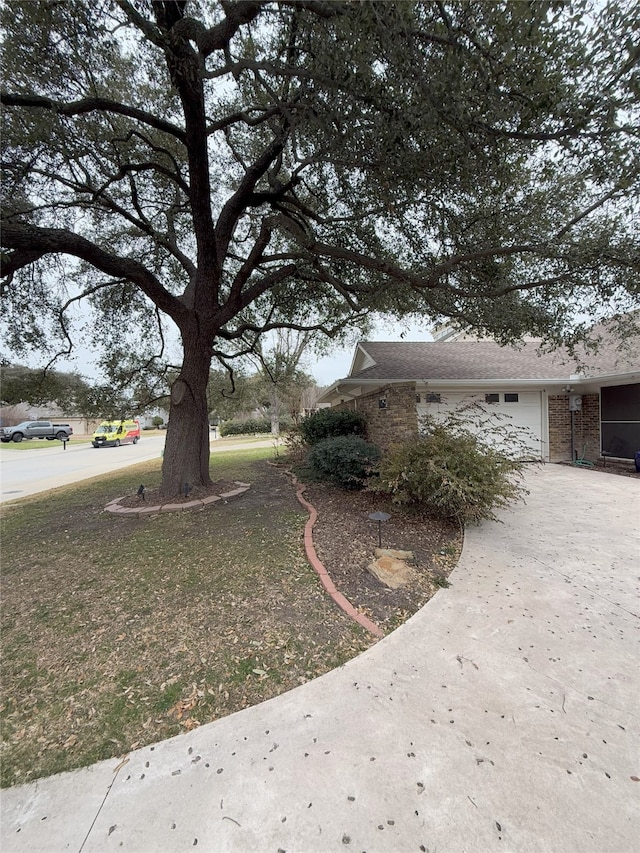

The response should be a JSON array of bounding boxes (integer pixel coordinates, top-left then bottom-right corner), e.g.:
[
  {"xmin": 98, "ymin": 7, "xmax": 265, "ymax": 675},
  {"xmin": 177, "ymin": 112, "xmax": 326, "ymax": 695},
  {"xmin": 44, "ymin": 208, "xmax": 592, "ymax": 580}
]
[{"xmin": 0, "ymin": 421, "xmax": 73, "ymax": 443}]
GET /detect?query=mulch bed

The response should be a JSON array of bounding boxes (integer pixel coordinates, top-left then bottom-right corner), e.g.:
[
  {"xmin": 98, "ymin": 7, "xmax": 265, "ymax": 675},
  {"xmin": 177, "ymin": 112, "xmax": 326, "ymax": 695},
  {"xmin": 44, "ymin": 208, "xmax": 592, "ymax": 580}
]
[{"xmin": 300, "ymin": 480, "xmax": 462, "ymax": 631}]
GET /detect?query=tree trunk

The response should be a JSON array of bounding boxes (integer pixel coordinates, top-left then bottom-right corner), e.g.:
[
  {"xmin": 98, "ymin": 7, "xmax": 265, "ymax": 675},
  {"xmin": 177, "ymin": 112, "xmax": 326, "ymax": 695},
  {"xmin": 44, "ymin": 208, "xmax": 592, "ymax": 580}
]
[
  {"xmin": 160, "ymin": 333, "xmax": 212, "ymax": 496},
  {"xmin": 269, "ymin": 386, "xmax": 280, "ymax": 437}
]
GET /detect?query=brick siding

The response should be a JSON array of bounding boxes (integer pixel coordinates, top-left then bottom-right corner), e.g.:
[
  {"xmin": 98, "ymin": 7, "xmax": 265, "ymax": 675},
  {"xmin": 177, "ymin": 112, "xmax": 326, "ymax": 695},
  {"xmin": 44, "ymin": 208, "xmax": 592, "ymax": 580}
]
[
  {"xmin": 548, "ymin": 393, "xmax": 600, "ymax": 462},
  {"xmin": 337, "ymin": 386, "xmax": 603, "ymax": 463},
  {"xmin": 335, "ymin": 383, "xmax": 419, "ymax": 450}
]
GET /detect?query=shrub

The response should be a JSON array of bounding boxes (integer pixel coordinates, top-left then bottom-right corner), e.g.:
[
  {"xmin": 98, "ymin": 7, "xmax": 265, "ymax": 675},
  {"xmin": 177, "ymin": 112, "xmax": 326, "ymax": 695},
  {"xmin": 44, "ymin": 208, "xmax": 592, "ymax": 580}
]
[
  {"xmin": 374, "ymin": 418, "xmax": 528, "ymax": 524},
  {"xmin": 298, "ymin": 408, "xmax": 366, "ymax": 445},
  {"xmin": 283, "ymin": 424, "xmax": 308, "ymax": 461},
  {"xmin": 219, "ymin": 418, "xmax": 272, "ymax": 437},
  {"xmin": 307, "ymin": 435, "xmax": 380, "ymax": 490}
]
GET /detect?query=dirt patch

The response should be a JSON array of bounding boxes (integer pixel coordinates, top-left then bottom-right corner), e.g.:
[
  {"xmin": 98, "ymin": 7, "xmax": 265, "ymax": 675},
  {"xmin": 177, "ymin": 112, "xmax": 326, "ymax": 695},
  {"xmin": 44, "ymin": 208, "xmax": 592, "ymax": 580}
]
[
  {"xmin": 116, "ymin": 480, "xmax": 242, "ymax": 508},
  {"xmin": 558, "ymin": 459, "xmax": 639, "ymax": 479}
]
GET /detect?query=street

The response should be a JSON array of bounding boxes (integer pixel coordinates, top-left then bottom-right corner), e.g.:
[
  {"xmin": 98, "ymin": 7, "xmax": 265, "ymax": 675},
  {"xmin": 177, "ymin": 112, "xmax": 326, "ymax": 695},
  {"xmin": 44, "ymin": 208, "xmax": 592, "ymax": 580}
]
[
  {"xmin": 0, "ymin": 435, "xmax": 279, "ymax": 503},
  {"xmin": 0, "ymin": 436, "xmax": 166, "ymax": 503}
]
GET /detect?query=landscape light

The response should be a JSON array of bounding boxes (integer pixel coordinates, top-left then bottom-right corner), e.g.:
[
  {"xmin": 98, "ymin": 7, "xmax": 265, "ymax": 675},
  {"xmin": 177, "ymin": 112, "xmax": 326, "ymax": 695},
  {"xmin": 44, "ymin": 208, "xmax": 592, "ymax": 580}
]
[{"xmin": 368, "ymin": 511, "xmax": 391, "ymax": 548}]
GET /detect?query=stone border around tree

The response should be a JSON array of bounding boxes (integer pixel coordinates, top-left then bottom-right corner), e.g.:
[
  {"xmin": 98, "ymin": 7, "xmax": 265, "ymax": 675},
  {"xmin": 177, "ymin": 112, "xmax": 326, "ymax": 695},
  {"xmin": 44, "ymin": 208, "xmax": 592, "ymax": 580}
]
[{"xmin": 104, "ymin": 482, "xmax": 251, "ymax": 515}]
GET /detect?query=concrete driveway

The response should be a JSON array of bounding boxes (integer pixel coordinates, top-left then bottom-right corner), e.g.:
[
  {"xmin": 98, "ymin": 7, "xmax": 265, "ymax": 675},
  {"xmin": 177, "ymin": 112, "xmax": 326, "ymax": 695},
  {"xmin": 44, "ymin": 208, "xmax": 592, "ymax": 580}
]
[{"xmin": 1, "ymin": 464, "xmax": 638, "ymax": 852}]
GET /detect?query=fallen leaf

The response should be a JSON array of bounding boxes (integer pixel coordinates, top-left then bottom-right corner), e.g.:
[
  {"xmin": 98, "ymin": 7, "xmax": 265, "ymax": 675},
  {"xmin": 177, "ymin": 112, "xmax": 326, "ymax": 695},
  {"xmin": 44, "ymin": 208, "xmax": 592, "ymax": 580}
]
[{"xmin": 113, "ymin": 756, "xmax": 130, "ymax": 773}]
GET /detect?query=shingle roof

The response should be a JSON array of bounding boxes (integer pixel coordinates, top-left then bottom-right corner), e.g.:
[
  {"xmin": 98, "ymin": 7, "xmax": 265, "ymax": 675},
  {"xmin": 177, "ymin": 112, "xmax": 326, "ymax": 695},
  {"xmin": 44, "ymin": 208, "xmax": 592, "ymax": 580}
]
[{"xmin": 348, "ymin": 336, "xmax": 640, "ymax": 383}]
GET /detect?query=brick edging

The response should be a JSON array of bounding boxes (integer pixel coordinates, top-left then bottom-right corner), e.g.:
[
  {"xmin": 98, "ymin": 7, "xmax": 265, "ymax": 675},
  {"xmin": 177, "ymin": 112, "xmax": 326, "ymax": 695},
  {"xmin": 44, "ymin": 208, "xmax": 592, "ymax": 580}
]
[{"xmin": 271, "ymin": 463, "xmax": 383, "ymax": 639}]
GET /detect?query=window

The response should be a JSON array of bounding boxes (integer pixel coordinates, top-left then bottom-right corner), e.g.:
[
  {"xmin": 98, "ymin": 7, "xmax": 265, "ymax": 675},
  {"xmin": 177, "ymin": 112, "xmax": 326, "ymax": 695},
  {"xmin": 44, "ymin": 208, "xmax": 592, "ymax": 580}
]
[
  {"xmin": 426, "ymin": 393, "xmax": 442, "ymax": 403},
  {"xmin": 504, "ymin": 393, "xmax": 519, "ymax": 403},
  {"xmin": 601, "ymin": 382, "xmax": 640, "ymax": 459},
  {"xmin": 415, "ymin": 394, "xmax": 421, "ymax": 403},
  {"xmin": 378, "ymin": 397, "xmax": 387, "ymax": 409},
  {"xmin": 485, "ymin": 393, "xmax": 499, "ymax": 404}
]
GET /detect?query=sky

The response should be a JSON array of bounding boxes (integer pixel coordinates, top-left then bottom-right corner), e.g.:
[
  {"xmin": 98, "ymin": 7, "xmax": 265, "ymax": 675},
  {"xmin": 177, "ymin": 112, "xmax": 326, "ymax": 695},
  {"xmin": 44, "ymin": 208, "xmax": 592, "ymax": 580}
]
[{"xmin": 19, "ymin": 316, "xmax": 436, "ymax": 390}]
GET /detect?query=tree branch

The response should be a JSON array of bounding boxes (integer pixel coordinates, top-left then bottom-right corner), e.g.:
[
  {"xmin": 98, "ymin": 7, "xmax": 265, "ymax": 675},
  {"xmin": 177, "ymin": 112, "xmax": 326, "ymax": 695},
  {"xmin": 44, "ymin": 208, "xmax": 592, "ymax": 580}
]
[
  {"xmin": 1, "ymin": 221, "xmax": 190, "ymax": 326},
  {"xmin": 1, "ymin": 247, "xmax": 47, "ymax": 282},
  {"xmin": 0, "ymin": 93, "xmax": 186, "ymax": 142},
  {"xmin": 215, "ymin": 135, "xmax": 286, "ymax": 260},
  {"xmin": 150, "ymin": 3, "xmax": 219, "ymax": 281},
  {"xmin": 228, "ymin": 218, "xmax": 276, "ymax": 306},
  {"xmin": 217, "ymin": 263, "xmax": 299, "ymax": 326}
]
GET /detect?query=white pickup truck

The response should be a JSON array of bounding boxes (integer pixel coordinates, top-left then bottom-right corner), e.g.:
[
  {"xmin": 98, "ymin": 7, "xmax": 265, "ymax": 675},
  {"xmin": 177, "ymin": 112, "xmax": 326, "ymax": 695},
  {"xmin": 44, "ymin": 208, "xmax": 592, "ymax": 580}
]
[{"xmin": 0, "ymin": 421, "xmax": 74, "ymax": 443}]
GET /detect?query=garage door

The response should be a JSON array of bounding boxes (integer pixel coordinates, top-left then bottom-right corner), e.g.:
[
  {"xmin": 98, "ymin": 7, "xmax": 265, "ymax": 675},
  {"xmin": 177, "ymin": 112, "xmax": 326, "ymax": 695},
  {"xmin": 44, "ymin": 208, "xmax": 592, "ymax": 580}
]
[{"xmin": 416, "ymin": 391, "xmax": 543, "ymax": 459}]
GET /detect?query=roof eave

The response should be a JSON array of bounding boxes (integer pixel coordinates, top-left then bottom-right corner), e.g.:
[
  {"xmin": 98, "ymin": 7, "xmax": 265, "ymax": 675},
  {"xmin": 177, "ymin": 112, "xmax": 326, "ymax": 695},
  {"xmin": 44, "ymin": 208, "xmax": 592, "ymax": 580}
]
[{"xmin": 317, "ymin": 370, "xmax": 640, "ymax": 405}]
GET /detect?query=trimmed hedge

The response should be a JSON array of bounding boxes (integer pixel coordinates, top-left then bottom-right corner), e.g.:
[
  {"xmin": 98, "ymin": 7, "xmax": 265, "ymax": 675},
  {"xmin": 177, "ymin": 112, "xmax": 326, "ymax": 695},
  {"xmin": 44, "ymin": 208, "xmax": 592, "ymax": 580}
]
[
  {"xmin": 298, "ymin": 408, "xmax": 366, "ymax": 445},
  {"xmin": 219, "ymin": 418, "xmax": 273, "ymax": 437}
]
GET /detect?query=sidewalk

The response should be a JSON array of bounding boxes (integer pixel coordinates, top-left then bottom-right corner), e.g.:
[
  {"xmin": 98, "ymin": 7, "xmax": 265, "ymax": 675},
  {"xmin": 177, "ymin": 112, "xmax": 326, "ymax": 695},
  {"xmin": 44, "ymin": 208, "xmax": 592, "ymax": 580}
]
[{"xmin": 1, "ymin": 465, "xmax": 638, "ymax": 852}]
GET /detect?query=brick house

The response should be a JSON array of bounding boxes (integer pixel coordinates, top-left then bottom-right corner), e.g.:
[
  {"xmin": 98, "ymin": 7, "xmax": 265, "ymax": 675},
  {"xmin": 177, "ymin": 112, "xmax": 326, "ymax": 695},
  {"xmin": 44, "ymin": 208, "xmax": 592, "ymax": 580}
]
[{"xmin": 317, "ymin": 329, "xmax": 640, "ymax": 464}]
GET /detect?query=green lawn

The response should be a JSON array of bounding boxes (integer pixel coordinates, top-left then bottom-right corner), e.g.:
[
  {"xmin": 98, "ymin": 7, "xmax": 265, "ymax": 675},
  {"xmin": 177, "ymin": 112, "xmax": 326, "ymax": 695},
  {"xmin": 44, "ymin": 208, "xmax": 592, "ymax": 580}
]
[{"xmin": 0, "ymin": 437, "xmax": 92, "ymax": 450}]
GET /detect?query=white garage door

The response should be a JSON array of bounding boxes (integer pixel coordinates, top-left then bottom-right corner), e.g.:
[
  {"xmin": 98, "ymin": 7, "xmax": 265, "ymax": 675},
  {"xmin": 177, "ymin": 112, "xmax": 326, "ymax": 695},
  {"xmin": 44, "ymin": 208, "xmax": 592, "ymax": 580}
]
[{"xmin": 416, "ymin": 390, "xmax": 543, "ymax": 460}]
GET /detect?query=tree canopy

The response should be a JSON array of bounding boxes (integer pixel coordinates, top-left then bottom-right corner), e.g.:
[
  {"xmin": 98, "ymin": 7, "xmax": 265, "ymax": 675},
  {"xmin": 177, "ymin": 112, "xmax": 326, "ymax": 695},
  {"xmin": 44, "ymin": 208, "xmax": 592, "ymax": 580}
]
[
  {"xmin": 0, "ymin": 363, "xmax": 89, "ymax": 409},
  {"xmin": 1, "ymin": 0, "xmax": 638, "ymax": 493}
]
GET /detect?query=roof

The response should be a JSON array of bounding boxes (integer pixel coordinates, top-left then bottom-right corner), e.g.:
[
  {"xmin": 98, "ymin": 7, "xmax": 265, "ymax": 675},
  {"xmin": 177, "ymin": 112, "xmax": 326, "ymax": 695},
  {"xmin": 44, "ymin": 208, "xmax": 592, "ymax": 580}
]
[
  {"xmin": 318, "ymin": 318, "xmax": 640, "ymax": 404},
  {"xmin": 347, "ymin": 338, "xmax": 636, "ymax": 382}
]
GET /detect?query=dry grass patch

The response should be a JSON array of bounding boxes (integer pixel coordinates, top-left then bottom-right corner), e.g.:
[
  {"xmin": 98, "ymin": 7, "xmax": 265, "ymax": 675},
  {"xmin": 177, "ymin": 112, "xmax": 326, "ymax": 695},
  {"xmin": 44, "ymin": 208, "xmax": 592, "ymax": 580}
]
[
  {"xmin": 1, "ymin": 447, "xmax": 461, "ymax": 788},
  {"xmin": 0, "ymin": 449, "xmax": 375, "ymax": 787}
]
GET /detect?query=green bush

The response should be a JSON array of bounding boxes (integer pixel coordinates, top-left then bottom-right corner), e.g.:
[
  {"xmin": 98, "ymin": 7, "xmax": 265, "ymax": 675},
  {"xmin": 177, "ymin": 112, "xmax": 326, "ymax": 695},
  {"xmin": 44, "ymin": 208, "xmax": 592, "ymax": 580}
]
[
  {"xmin": 219, "ymin": 418, "xmax": 273, "ymax": 437},
  {"xmin": 374, "ymin": 418, "xmax": 527, "ymax": 524},
  {"xmin": 298, "ymin": 408, "xmax": 367, "ymax": 445},
  {"xmin": 307, "ymin": 435, "xmax": 380, "ymax": 490}
]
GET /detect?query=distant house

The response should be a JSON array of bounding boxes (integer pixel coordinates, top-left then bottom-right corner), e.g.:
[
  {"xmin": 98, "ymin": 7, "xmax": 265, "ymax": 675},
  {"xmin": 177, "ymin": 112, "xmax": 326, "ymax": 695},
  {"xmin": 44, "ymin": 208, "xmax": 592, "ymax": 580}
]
[
  {"xmin": 318, "ymin": 325, "xmax": 640, "ymax": 463},
  {"xmin": 139, "ymin": 407, "xmax": 170, "ymax": 429},
  {"xmin": 0, "ymin": 402, "xmax": 100, "ymax": 436}
]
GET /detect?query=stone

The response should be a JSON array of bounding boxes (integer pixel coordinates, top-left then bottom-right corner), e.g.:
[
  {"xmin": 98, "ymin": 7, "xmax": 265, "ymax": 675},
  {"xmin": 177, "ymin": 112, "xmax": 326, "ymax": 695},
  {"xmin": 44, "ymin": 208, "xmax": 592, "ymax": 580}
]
[
  {"xmin": 374, "ymin": 547, "xmax": 414, "ymax": 561},
  {"xmin": 368, "ymin": 555, "xmax": 414, "ymax": 589},
  {"xmin": 202, "ymin": 495, "xmax": 222, "ymax": 505}
]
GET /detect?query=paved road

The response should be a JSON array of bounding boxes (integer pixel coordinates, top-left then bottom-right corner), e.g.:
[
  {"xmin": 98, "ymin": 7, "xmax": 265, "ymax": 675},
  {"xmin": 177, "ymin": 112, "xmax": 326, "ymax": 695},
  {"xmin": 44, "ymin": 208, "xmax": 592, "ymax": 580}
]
[
  {"xmin": 0, "ymin": 436, "xmax": 280, "ymax": 503},
  {"xmin": 0, "ymin": 437, "xmax": 167, "ymax": 503},
  {"xmin": 1, "ymin": 465, "xmax": 638, "ymax": 852}
]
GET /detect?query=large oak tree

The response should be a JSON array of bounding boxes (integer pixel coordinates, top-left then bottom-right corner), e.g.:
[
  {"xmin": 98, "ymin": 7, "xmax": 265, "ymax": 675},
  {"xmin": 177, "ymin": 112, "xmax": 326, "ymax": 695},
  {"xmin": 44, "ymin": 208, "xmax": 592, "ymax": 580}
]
[{"xmin": 1, "ymin": 0, "xmax": 638, "ymax": 494}]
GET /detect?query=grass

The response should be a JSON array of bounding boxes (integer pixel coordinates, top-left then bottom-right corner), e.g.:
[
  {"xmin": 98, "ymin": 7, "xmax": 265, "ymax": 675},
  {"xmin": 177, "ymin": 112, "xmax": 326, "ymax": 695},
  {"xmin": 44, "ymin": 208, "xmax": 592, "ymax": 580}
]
[
  {"xmin": 0, "ymin": 430, "xmax": 277, "ymax": 452},
  {"xmin": 0, "ymin": 447, "xmax": 375, "ymax": 788},
  {"xmin": 0, "ymin": 437, "xmax": 92, "ymax": 450},
  {"xmin": 214, "ymin": 433, "xmax": 275, "ymax": 443}
]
